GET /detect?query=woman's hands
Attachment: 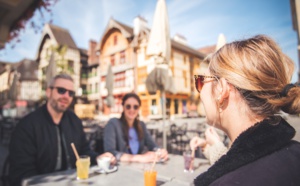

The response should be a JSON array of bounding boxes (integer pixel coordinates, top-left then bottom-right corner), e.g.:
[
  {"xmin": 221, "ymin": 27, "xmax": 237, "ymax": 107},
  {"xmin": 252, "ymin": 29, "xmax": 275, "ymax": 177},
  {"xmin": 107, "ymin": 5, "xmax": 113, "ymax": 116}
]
[
  {"xmin": 121, "ymin": 148, "xmax": 169, "ymax": 163},
  {"xmin": 190, "ymin": 127, "xmax": 222, "ymax": 151},
  {"xmin": 138, "ymin": 148, "xmax": 169, "ymax": 163},
  {"xmin": 190, "ymin": 136, "xmax": 207, "ymax": 151}
]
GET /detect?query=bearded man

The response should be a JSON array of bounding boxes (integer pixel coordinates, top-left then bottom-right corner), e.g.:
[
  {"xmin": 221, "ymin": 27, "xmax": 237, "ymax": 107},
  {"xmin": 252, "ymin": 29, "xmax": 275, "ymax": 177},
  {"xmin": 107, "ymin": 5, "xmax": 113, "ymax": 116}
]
[{"xmin": 9, "ymin": 74, "xmax": 114, "ymax": 186}]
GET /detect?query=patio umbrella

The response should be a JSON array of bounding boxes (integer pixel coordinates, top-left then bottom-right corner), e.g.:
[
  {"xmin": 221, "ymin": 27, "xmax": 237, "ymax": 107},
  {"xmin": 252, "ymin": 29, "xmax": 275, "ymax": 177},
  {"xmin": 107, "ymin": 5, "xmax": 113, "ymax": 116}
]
[
  {"xmin": 46, "ymin": 51, "xmax": 56, "ymax": 84},
  {"xmin": 145, "ymin": 0, "xmax": 176, "ymax": 149},
  {"xmin": 105, "ymin": 64, "xmax": 115, "ymax": 107}
]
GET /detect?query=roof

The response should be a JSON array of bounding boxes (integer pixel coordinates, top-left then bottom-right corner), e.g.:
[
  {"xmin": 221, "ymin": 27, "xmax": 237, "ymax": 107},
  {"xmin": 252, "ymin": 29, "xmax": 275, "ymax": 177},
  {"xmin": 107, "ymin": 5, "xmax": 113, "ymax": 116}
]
[
  {"xmin": 171, "ymin": 40, "xmax": 205, "ymax": 58},
  {"xmin": 99, "ymin": 19, "xmax": 204, "ymax": 58},
  {"xmin": 114, "ymin": 20, "xmax": 134, "ymax": 36},
  {"xmin": 17, "ymin": 59, "xmax": 38, "ymax": 81},
  {"xmin": 198, "ymin": 45, "xmax": 216, "ymax": 55},
  {"xmin": 0, "ymin": 61, "xmax": 20, "ymax": 74},
  {"xmin": 48, "ymin": 24, "xmax": 77, "ymax": 49},
  {"xmin": 78, "ymin": 48, "xmax": 88, "ymax": 56}
]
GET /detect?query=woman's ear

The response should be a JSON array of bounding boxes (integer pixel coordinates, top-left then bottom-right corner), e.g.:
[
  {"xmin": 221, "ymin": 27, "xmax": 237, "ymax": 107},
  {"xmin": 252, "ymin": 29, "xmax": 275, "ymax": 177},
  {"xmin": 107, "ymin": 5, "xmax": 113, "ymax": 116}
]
[{"xmin": 217, "ymin": 78, "xmax": 230, "ymax": 103}]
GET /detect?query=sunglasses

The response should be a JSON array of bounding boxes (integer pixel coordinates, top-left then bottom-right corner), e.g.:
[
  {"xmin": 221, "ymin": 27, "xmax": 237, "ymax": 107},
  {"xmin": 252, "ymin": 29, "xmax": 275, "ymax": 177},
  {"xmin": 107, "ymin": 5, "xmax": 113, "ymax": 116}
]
[
  {"xmin": 125, "ymin": 104, "xmax": 139, "ymax": 110},
  {"xmin": 194, "ymin": 75, "xmax": 218, "ymax": 93},
  {"xmin": 50, "ymin": 86, "xmax": 75, "ymax": 97}
]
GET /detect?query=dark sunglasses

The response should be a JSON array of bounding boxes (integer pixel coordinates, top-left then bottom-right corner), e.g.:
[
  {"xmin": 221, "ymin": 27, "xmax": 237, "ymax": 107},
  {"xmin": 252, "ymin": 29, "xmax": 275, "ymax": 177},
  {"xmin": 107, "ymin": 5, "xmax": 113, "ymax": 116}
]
[
  {"xmin": 125, "ymin": 104, "xmax": 139, "ymax": 110},
  {"xmin": 194, "ymin": 75, "xmax": 218, "ymax": 93},
  {"xmin": 50, "ymin": 86, "xmax": 75, "ymax": 97}
]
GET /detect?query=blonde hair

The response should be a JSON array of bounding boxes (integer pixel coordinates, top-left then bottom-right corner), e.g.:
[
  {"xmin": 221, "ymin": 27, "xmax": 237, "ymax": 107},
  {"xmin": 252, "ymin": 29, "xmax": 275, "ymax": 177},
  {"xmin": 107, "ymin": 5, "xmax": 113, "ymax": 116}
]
[{"xmin": 209, "ymin": 35, "xmax": 300, "ymax": 116}]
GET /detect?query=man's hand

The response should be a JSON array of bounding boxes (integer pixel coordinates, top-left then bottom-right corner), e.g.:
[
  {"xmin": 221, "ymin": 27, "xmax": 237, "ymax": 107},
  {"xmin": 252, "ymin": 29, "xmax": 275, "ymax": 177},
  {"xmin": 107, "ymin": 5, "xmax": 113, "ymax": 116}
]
[{"xmin": 97, "ymin": 152, "xmax": 116, "ymax": 165}]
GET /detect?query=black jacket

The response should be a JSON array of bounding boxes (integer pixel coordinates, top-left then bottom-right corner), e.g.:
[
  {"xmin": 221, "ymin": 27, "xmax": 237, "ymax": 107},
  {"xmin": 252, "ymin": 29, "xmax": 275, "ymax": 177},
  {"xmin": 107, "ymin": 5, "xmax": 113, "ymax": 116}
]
[
  {"xmin": 9, "ymin": 104, "xmax": 98, "ymax": 186},
  {"xmin": 194, "ymin": 116, "xmax": 300, "ymax": 186}
]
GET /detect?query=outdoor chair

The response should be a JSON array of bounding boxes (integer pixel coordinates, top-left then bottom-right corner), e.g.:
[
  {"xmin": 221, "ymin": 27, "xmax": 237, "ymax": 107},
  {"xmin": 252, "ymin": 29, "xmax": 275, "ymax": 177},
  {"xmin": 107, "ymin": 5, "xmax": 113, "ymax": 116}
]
[{"xmin": 168, "ymin": 123, "xmax": 190, "ymax": 155}]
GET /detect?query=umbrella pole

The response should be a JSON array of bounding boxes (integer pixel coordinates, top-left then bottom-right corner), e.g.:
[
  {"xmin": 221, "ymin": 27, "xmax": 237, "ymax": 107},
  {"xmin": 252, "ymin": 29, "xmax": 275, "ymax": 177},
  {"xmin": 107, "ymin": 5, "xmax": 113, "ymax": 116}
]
[{"xmin": 161, "ymin": 90, "xmax": 167, "ymax": 149}]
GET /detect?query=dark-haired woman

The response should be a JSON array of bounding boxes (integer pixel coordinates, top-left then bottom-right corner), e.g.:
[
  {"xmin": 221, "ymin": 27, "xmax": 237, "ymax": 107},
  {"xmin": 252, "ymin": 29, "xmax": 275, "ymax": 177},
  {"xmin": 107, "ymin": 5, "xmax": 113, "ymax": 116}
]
[{"xmin": 103, "ymin": 93, "xmax": 168, "ymax": 163}]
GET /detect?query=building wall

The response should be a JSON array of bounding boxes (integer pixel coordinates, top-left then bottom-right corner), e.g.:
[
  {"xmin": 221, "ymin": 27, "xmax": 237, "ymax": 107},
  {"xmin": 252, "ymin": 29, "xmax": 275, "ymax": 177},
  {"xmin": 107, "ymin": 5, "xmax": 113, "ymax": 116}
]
[
  {"xmin": 19, "ymin": 81, "xmax": 40, "ymax": 101},
  {"xmin": 172, "ymin": 50, "xmax": 191, "ymax": 94},
  {"xmin": 87, "ymin": 65, "xmax": 100, "ymax": 101},
  {"xmin": 0, "ymin": 70, "xmax": 9, "ymax": 92},
  {"xmin": 37, "ymin": 37, "xmax": 81, "ymax": 96},
  {"xmin": 0, "ymin": 70, "xmax": 9, "ymax": 103},
  {"xmin": 99, "ymin": 30, "xmax": 136, "ymax": 114}
]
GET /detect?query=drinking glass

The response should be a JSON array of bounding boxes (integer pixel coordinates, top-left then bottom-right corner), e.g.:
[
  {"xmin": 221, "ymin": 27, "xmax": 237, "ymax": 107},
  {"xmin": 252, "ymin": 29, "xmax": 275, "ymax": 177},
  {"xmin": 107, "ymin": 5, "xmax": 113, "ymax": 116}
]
[
  {"xmin": 144, "ymin": 169, "xmax": 157, "ymax": 186},
  {"xmin": 183, "ymin": 151, "xmax": 194, "ymax": 173},
  {"xmin": 76, "ymin": 155, "xmax": 90, "ymax": 180}
]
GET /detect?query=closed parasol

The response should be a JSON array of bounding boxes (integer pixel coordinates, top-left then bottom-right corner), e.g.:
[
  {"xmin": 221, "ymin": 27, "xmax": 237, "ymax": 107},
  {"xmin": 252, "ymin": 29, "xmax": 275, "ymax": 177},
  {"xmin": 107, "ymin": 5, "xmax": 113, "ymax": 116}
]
[
  {"xmin": 145, "ymin": 0, "xmax": 176, "ymax": 149},
  {"xmin": 105, "ymin": 64, "xmax": 115, "ymax": 107}
]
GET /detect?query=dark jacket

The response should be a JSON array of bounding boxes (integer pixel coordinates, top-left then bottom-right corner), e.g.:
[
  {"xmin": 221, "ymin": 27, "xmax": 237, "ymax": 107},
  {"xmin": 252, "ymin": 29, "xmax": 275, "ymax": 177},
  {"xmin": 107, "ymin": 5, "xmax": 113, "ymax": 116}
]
[
  {"xmin": 103, "ymin": 118, "xmax": 158, "ymax": 160},
  {"xmin": 9, "ymin": 104, "xmax": 98, "ymax": 186},
  {"xmin": 194, "ymin": 116, "xmax": 300, "ymax": 186}
]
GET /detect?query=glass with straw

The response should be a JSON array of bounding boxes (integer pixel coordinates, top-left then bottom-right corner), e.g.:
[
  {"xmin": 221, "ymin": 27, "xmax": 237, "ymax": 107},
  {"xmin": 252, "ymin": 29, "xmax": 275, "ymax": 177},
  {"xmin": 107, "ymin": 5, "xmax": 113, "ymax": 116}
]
[
  {"xmin": 71, "ymin": 143, "xmax": 90, "ymax": 180},
  {"xmin": 144, "ymin": 151, "xmax": 159, "ymax": 186},
  {"xmin": 183, "ymin": 149, "xmax": 195, "ymax": 173}
]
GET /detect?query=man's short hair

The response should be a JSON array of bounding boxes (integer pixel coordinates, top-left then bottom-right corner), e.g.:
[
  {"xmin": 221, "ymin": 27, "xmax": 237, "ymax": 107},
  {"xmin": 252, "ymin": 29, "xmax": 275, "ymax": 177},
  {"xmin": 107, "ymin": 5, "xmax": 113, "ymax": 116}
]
[{"xmin": 47, "ymin": 73, "xmax": 74, "ymax": 88}]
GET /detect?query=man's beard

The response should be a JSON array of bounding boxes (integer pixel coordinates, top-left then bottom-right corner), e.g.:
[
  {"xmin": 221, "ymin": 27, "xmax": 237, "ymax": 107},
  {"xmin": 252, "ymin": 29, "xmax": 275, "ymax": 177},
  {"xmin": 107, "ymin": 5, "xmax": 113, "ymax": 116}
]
[{"xmin": 49, "ymin": 98, "xmax": 70, "ymax": 113}]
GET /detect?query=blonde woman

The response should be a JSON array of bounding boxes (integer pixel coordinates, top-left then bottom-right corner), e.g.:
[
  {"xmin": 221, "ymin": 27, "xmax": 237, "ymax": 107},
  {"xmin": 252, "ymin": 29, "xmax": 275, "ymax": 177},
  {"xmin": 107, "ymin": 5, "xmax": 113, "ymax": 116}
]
[{"xmin": 193, "ymin": 35, "xmax": 300, "ymax": 186}]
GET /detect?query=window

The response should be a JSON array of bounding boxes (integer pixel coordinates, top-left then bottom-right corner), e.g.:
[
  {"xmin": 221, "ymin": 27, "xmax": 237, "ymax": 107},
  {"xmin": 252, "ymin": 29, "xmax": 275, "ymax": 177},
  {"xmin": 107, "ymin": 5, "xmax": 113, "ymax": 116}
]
[
  {"xmin": 110, "ymin": 55, "xmax": 115, "ymax": 66},
  {"xmin": 138, "ymin": 67, "xmax": 147, "ymax": 84},
  {"xmin": 114, "ymin": 72, "xmax": 125, "ymax": 88},
  {"xmin": 113, "ymin": 35, "xmax": 118, "ymax": 45},
  {"xmin": 95, "ymin": 83, "xmax": 98, "ymax": 93},
  {"xmin": 151, "ymin": 99, "xmax": 158, "ymax": 115},
  {"xmin": 174, "ymin": 99, "xmax": 179, "ymax": 114},
  {"xmin": 182, "ymin": 100, "xmax": 187, "ymax": 114},
  {"xmin": 120, "ymin": 50, "xmax": 126, "ymax": 64},
  {"xmin": 183, "ymin": 70, "xmax": 187, "ymax": 87}
]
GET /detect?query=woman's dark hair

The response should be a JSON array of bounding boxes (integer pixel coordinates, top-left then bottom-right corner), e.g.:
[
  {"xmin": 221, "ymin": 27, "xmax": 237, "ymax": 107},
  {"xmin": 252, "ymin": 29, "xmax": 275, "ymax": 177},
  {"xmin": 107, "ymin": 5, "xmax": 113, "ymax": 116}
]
[{"xmin": 120, "ymin": 93, "xmax": 144, "ymax": 146}]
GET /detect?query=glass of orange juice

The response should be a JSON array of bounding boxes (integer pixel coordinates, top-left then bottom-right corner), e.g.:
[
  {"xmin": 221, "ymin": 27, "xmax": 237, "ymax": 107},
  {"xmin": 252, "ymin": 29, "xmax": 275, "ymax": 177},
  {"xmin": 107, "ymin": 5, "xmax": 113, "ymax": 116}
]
[
  {"xmin": 144, "ymin": 169, "xmax": 157, "ymax": 186},
  {"xmin": 76, "ymin": 155, "xmax": 90, "ymax": 180}
]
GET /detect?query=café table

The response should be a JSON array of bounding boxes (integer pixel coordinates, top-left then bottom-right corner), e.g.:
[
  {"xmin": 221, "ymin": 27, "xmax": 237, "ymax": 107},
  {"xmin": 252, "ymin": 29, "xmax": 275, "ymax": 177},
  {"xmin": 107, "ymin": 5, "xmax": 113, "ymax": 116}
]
[
  {"xmin": 22, "ymin": 154, "xmax": 210, "ymax": 186},
  {"xmin": 120, "ymin": 154, "xmax": 210, "ymax": 185}
]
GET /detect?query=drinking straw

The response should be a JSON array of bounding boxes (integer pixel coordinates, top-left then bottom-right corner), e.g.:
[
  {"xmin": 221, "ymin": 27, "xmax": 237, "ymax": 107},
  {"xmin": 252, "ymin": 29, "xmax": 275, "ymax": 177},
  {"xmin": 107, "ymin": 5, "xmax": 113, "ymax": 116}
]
[
  {"xmin": 190, "ymin": 149, "xmax": 195, "ymax": 171},
  {"xmin": 191, "ymin": 148, "xmax": 195, "ymax": 158},
  {"xmin": 71, "ymin": 143, "xmax": 80, "ymax": 160},
  {"xmin": 150, "ymin": 151, "xmax": 159, "ymax": 171}
]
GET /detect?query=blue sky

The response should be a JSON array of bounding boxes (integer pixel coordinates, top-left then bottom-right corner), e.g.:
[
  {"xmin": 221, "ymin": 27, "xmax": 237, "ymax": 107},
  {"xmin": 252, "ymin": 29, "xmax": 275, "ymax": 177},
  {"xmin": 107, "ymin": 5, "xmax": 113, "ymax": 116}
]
[{"xmin": 0, "ymin": 0, "xmax": 298, "ymax": 82}]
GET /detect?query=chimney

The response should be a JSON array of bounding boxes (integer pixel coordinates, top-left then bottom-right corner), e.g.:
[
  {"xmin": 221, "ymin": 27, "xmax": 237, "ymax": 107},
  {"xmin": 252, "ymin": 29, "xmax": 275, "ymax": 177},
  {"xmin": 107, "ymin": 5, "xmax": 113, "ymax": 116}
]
[
  {"xmin": 173, "ymin": 34, "xmax": 187, "ymax": 45},
  {"xmin": 216, "ymin": 33, "xmax": 226, "ymax": 51},
  {"xmin": 134, "ymin": 16, "xmax": 148, "ymax": 35},
  {"xmin": 88, "ymin": 40, "xmax": 98, "ymax": 64}
]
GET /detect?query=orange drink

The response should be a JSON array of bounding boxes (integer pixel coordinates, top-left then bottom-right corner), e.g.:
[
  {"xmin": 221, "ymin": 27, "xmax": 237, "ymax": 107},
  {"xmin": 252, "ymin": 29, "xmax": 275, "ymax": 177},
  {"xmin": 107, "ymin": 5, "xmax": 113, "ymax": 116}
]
[
  {"xmin": 76, "ymin": 155, "xmax": 90, "ymax": 180},
  {"xmin": 144, "ymin": 170, "xmax": 157, "ymax": 186}
]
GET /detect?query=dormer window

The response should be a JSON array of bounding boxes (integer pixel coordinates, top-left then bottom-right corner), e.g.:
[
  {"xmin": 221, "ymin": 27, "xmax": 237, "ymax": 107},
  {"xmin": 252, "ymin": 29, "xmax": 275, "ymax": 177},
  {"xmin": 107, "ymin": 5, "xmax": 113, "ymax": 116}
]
[{"xmin": 114, "ymin": 35, "xmax": 118, "ymax": 45}]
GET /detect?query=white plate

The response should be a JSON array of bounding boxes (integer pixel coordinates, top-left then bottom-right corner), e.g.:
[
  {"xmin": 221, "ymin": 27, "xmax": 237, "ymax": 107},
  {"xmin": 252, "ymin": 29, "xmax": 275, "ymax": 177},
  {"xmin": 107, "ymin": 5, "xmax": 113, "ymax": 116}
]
[{"xmin": 93, "ymin": 166, "xmax": 118, "ymax": 174}]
